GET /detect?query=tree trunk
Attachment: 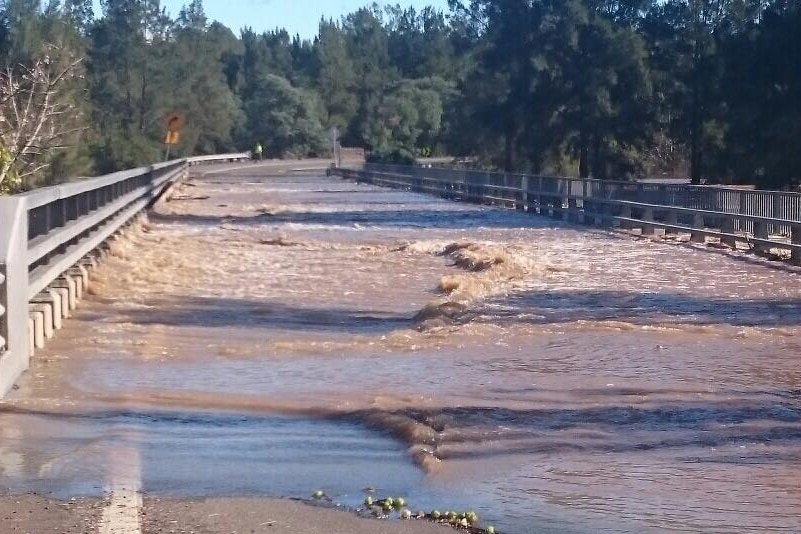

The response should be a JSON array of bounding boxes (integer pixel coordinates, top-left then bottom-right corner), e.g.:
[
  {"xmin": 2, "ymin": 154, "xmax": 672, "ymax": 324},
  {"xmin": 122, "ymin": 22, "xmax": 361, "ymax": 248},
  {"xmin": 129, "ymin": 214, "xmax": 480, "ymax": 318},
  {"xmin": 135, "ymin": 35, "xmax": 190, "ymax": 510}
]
[
  {"xmin": 579, "ymin": 129, "xmax": 590, "ymax": 178},
  {"xmin": 504, "ymin": 128, "xmax": 516, "ymax": 172},
  {"xmin": 690, "ymin": 30, "xmax": 703, "ymax": 185},
  {"xmin": 690, "ymin": 135, "xmax": 701, "ymax": 184},
  {"xmin": 139, "ymin": 69, "xmax": 148, "ymax": 132},
  {"xmin": 591, "ymin": 132, "xmax": 604, "ymax": 180}
]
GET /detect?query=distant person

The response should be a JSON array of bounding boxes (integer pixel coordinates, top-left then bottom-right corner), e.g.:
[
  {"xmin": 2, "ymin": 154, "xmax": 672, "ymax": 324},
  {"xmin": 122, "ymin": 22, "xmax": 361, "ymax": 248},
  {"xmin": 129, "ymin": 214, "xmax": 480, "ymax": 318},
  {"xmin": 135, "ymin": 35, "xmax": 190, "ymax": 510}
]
[{"xmin": 253, "ymin": 143, "xmax": 263, "ymax": 161}]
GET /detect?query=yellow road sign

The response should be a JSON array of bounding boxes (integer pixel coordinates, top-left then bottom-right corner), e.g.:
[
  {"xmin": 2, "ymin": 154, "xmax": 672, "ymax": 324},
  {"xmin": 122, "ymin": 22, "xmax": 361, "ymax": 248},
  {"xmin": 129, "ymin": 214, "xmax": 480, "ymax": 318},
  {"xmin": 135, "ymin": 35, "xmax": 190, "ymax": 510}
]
[
  {"xmin": 165, "ymin": 131, "xmax": 180, "ymax": 145},
  {"xmin": 164, "ymin": 113, "xmax": 186, "ymax": 132}
]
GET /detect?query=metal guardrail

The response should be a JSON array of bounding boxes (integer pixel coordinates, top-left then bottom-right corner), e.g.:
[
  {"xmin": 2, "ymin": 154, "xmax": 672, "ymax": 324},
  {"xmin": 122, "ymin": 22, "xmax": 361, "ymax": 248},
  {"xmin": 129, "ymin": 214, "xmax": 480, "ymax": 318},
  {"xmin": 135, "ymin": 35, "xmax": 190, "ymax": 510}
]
[
  {"xmin": 0, "ymin": 152, "xmax": 249, "ymax": 395},
  {"xmin": 333, "ymin": 165, "xmax": 801, "ymax": 263}
]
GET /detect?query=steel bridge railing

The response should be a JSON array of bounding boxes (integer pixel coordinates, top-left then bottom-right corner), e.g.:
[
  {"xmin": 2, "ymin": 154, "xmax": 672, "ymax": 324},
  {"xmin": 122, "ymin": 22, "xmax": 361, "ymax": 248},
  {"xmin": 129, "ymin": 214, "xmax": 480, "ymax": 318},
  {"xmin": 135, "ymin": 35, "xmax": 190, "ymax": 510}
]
[
  {"xmin": 332, "ymin": 164, "xmax": 801, "ymax": 262},
  {"xmin": 0, "ymin": 152, "xmax": 249, "ymax": 395}
]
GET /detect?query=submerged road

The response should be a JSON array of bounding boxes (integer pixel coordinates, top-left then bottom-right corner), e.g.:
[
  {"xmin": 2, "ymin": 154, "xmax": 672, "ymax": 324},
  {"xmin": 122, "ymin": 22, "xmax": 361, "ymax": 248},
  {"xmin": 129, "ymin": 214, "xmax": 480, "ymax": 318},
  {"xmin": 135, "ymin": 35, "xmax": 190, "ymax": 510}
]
[{"xmin": 1, "ymin": 165, "xmax": 800, "ymax": 534}]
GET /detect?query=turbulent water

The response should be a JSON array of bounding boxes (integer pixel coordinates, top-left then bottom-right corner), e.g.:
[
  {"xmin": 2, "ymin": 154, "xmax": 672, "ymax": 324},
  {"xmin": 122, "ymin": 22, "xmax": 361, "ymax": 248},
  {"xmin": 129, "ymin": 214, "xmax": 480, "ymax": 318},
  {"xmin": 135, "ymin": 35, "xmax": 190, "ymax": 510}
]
[{"xmin": 1, "ymin": 166, "xmax": 800, "ymax": 533}]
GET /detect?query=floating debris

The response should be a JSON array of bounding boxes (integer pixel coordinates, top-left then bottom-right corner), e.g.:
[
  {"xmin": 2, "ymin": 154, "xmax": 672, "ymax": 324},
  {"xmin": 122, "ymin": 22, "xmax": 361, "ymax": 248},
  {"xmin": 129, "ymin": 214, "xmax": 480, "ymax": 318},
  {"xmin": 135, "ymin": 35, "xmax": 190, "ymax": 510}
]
[{"xmin": 312, "ymin": 489, "xmax": 496, "ymax": 533}]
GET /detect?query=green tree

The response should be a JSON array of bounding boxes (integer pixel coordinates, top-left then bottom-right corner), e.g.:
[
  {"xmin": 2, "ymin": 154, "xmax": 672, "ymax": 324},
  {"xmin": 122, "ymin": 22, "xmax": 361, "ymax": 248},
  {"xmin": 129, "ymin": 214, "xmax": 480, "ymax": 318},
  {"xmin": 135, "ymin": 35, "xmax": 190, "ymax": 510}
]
[
  {"xmin": 343, "ymin": 7, "xmax": 395, "ymax": 147},
  {"xmin": 243, "ymin": 74, "xmax": 327, "ymax": 157},
  {"xmin": 642, "ymin": 0, "xmax": 728, "ymax": 184},
  {"xmin": 169, "ymin": 0, "xmax": 240, "ymax": 155},
  {"xmin": 365, "ymin": 76, "xmax": 454, "ymax": 157},
  {"xmin": 718, "ymin": 3, "xmax": 801, "ymax": 187},
  {"xmin": 545, "ymin": 0, "xmax": 654, "ymax": 178},
  {"xmin": 386, "ymin": 6, "xmax": 456, "ymax": 79},
  {"xmin": 314, "ymin": 19, "xmax": 358, "ymax": 132}
]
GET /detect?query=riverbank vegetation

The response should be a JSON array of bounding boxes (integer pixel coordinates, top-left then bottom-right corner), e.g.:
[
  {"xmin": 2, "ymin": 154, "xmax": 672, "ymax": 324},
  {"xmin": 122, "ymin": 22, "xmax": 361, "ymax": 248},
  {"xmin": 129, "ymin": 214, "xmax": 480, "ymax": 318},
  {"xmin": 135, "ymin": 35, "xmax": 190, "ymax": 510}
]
[{"xmin": 1, "ymin": 0, "xmax": 800, "ymax": 192}]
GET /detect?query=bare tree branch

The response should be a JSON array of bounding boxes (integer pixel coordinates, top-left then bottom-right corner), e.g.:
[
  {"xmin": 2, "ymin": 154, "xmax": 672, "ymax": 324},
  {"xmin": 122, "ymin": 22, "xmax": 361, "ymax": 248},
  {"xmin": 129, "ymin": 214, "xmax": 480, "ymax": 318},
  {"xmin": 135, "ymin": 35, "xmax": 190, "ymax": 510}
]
[{"xmin": 0, "ymin": 46, "xmax": 84, "ymax": 193}]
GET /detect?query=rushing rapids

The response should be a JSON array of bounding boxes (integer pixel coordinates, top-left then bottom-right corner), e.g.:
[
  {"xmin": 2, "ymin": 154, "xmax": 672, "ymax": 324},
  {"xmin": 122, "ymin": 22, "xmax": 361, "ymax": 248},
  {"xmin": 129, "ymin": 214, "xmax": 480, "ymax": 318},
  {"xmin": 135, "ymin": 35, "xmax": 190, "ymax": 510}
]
[{"xmin": 1, "ymin": 167, "xmax": 800, "ymax": 534}]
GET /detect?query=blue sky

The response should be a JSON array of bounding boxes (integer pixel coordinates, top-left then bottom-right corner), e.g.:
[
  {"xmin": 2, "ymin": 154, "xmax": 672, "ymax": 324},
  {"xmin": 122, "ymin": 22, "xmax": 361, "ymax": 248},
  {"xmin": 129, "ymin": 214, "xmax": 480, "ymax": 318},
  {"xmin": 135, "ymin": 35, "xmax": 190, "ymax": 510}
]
[{"xmin": 92, "ymin": 1, "xmax": 453, "ymax": 39}]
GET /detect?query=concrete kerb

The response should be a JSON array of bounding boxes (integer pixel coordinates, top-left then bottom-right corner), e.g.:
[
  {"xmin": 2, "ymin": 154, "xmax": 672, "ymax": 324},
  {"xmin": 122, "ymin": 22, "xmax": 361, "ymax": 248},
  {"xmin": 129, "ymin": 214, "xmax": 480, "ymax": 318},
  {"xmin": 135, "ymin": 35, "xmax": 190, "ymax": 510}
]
[
  {"xmin": 81, "ymin": 255, "xmax": 99, "ymax": 271},
  {"xmin": 29, "ymin": 303, "xmax": 54, "ymax": 340},
  {"xmin": 22, "ymin": 221, "xmax": 133, "ymax": 360},
  {"xmin": 51, "ymin": 277, "xmax": 78, "ymax": 311},
  {"xmin": 29, "ymin": 310, "xmax": 45, "ymax": 351},
  {"xmin": 50, "ymin": 287, "xmax": 70, "ymax": 319},
  {"xmin": 2, "ymin": 157, "xmax": 231, "ymax": 397},
  {"xmin": 27, "ymin": 317, "xmax": 35, "ymax": 359},
  {"xmin": 12, "ymin": 211, "xmax": 135, "ymax": 372},
  {"xmin": 69, "ymin": 265, "xmax": 90, "ymax": 290},
  {"xmin": 31, "ymin": 290, "xmax": 63, "ymax": 330},
  {"xmin": 18, "ymin": 196, "xmax": 151, "ymax": 369}
]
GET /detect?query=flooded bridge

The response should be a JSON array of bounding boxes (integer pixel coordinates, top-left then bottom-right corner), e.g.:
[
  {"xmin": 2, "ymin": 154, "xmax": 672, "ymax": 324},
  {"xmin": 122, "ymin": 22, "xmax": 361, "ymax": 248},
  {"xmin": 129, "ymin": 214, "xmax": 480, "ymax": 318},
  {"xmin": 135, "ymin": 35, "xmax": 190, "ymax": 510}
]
[{"xmin": 1, "ymin": 160, "xmax": 800, "ymax": 533}]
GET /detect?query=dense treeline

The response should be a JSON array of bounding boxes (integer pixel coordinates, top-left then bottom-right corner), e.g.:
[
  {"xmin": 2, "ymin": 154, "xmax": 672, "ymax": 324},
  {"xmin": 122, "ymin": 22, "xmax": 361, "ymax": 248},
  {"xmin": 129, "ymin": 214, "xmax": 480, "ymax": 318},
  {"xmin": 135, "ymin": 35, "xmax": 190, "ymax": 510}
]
[{"xmin": 0, "ymin": 0, "xmax": 800, "ymax": 192}]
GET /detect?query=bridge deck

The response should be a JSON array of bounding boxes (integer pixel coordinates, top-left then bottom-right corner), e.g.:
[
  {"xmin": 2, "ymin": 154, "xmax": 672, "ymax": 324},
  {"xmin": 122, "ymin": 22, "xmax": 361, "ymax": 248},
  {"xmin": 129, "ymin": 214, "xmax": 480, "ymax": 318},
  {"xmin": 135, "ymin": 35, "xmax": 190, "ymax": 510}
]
[{"xmin": 1, "ymin": 165, "xmax": 800, "ymax": 534}]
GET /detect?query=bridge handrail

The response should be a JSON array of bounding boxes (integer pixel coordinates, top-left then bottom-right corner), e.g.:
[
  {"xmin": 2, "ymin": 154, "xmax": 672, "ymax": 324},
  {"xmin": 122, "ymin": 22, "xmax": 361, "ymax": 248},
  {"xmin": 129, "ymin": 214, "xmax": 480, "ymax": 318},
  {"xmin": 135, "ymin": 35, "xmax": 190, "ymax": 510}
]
[
  {"xmin": 334, "ymin": 165, "xmax": 801, "ymax": 262},
  {"xmin": 366, "ymin": 163, "xmax": 801, "ymax": 222},
  {"xmin": 0, "ymin": 152, "xmax": 249, "ymax": 394}
]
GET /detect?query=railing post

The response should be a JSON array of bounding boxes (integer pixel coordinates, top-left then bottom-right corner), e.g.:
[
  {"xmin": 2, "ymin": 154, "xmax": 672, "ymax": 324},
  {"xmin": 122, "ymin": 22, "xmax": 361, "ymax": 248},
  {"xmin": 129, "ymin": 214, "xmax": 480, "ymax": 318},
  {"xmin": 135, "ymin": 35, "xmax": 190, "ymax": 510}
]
[
  {"xmin": 620, "ymin": 205, "xmax": 632, "ymax": 230},
  {"xmin": 641, "ymin": 207, "xmax": 655, "ymax": 235},
  {"xmin": 772, "ymin": 193, "xmax": 781, "ymax": 237},
  {"xmin": 519, "ymin": 176, "xmax": 529, "ymax": 211},
  {"xmin": 721, "ymin": 216, "xmax": 737, "ymax": 248},
  {"xmin": 664, "ymin": 210, "xmax": 678, "ymax": 235},
  {"xmin": 536, "ymin": 177, "xmax": 545, "ymax": 215},
  {"xmin": 753, "ymin": 221, "xmax": 769, "ymax": 253},
  {"xmin": 792, "ymin": 225, "xmax": 801, "ymax": 264},
  {"xmin": 597, "ymin": 202, "xmax": 614, "ymax": 228},
  {"xmin": 691, "ymin": 214, "xmax": 706, "ymax": 243},
  {"xmin": 567, "ymin": 197, "xmax": 578, "ymax": 222},
  {"xmin": 0, "ymin": 197, "xmax": 30, "ymax": 397},
  {"xmin": 551, "ymin": 194, "xmax": 563, "ymax": 219},
  {"xmin": 581, "ymin": 180, "xmax": 592, "ymax": 220}
]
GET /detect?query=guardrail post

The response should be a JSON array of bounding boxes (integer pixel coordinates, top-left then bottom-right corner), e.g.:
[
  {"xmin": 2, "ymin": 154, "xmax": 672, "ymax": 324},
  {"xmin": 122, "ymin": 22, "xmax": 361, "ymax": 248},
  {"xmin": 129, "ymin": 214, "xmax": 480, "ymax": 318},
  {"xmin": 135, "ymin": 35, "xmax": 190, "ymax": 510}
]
[
  {"xmin": 582, "ymin": 180, "xmax": 589, "ymax": 208},
  {"xmin": 664, "ymin": 210, "xmax": 678, "ymax": 235},
  {"xmin": 619, "ymin": 205, "xmax": 632, "ymax": 230},
  {"xmin": 721, "ymin": 217, "xmax": 737, "ymax": 248},
  {"xmin": 772, "ymin": 194, "xmax": 782, "ymax": 237},
  {"xmin": 792, "ymin": 225, "xmax": 801, "ymax": 264},
  {"xmin": 567, "ymin": 198, "xmax": 578, "ymax": 222},
  {"xmin": 753, "ymin": 221, "xmax": 769, "ymax": 253},
  {"xmin": 0, "ymin": 197, "xmax": 30, "ymax": 397},
  {"xmin": 691, "ymin": 214, "xmax": 706, "ymax": 243},
  {"xmin": 595, "ymin": 202, "xmax": 613, "ymax": 228},
  {"xmin": 551, "ymin": 195, "xmax": 563, "ymax": 219},
  {"xmin": 641, "ymin": 207, "xmax": 655, "ymax": 235}
]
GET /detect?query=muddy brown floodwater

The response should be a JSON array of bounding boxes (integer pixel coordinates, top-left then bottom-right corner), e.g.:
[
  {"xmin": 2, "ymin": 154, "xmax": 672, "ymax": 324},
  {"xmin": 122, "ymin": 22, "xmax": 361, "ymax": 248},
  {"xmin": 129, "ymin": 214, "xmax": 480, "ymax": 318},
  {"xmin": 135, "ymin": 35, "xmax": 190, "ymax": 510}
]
[{"xmin": 1, "ymin": 167, "xmax": 801, "ymax": 534}]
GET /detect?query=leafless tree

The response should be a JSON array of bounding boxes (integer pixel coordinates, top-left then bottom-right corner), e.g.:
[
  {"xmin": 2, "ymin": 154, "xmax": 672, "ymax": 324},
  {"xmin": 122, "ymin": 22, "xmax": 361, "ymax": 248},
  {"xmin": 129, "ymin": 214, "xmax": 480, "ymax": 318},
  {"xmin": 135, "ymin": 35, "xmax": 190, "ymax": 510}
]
[{"xmin": 0, "ymin": 48, "xmax": 84, "ymax": 194}]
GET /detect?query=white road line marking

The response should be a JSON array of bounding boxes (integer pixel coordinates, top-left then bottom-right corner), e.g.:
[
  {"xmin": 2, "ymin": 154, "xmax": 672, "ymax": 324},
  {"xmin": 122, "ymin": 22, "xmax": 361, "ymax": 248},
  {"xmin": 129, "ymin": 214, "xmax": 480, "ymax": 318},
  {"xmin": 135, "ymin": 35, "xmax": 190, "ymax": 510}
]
[{"xmin": 99, "ymin": 444, "xmax": 142, "ymax": 534}]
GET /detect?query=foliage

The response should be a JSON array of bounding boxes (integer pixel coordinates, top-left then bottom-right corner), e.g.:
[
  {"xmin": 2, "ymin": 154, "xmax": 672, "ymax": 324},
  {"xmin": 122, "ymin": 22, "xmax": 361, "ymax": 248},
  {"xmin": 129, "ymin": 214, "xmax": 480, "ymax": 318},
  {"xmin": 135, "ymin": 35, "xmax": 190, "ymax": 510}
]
[
  {"xmin": 2, "ymin": 0, "xmax": 801, "ymax": 190},
  {"xmin": 243, "ymin": 73, "xmax": 328, "ymax": 157},
  {"xmin": 364, "ymin": 77, "xmax": 453, "ymax": 156}
]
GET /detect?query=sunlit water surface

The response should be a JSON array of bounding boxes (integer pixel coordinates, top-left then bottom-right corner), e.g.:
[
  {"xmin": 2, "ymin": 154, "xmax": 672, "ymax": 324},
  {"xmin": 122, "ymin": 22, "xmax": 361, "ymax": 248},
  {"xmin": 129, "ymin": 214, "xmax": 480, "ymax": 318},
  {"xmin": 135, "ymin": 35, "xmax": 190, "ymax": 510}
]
[{"xmin": 1, "ymin": 169, "xmax": 800, "ymax": 534}]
